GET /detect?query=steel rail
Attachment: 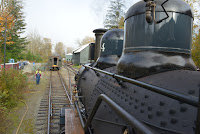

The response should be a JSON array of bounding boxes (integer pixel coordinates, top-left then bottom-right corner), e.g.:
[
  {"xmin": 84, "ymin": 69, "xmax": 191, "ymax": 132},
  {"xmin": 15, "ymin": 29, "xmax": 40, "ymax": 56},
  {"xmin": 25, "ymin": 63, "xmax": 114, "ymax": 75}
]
[
  {"xmin": 58, "ymin": 71, "xmax": 73, "ymax": 105},
  {"xmin": 67, "ymin": 65, "xmax": 78, "ymax": 74},
  {"xmin": 47, "ymin": 72, "xmax": 52, "ymax": 134},
  {"xmin": 83, "ymin": 65, "xmax": 199, "ymax": 107},
  {"xmin": 64, "ymin": 64, "xmax": 77, "ymax": 74},
  {"xmin": 47, "ymin": 70, "xmax": 73, "ymax": 134},
  {"xmin": 83, "ymin": 94, "xmax": 154, "ymax": 134}
]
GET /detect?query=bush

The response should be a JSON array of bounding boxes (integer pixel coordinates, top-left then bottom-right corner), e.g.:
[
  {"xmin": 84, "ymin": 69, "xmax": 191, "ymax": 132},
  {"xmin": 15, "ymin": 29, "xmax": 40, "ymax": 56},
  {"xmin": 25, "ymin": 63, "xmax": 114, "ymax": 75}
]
[
  {"xmin": 0, "ymin": 69, "xmax": 27, "ymax": 133},
  {"xmin": 0, "ymin": 108, "xmax": 7, "ymax": 133},
  {"xmin": 0, "ymin": 69, "xmax": 27, "ymax": 108}
]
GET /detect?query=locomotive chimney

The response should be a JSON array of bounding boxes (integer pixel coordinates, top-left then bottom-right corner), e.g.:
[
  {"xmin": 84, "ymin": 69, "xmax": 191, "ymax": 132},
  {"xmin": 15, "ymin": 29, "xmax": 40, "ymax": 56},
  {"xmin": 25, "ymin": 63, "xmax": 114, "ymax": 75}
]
[
  {"xmin": 88, "ymin": 43, "xmax": 95, "ymax": 62},
  {"xmin": 93, "ymin": 28, "xmax": 107, "ymax": 61},
  {"xmin": 117, "ymin": 0, "xmax": 197, "ymax": 79}
]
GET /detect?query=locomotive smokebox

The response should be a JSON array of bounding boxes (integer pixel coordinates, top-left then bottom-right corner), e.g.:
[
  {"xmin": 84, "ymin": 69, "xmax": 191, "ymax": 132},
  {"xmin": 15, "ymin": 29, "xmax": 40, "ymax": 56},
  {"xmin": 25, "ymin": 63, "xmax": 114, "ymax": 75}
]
[
  {"xmin": 93, "ymin": 28, "xmax": 108, "ymax": 61},
  {"xmin": 96, "ymin": 29, "xmax": 124, "ymax": 69},
  {"xmin": 117, "ymin": 0, "xmax": 197, "ymax": 78}
]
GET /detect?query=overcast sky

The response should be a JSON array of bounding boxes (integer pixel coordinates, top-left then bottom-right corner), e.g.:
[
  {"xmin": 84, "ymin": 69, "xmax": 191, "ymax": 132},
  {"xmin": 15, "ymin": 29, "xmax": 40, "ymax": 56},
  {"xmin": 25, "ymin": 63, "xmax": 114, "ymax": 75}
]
[{"xmin": 23, "ymin": 0, "xmax": 139, "ymax": 50}]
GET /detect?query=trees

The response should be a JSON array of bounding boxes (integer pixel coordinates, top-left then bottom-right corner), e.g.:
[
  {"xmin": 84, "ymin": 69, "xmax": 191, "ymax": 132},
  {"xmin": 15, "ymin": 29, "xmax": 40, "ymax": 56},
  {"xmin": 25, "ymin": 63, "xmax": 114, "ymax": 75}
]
[
  {"xmin": 26, "ymin": 32, "xmax": 52, "ymax": 62},
  {"xmin": 104, "ymin": 0, "xmax": 125, "ymax": 29},
  {"xmin": 76, "ymin": 36, "xmax": 95, "ymax": 46},
  {"xmin": 55, "ymin": 42, "xmax": 65, "ymax": 58},
  {"xmin": 0, "ymin": 0, "xmax": 15, "ymax": 62},
  {"xmin": 183, "ymin": 0, "xmax": 200, "ymax": 68},
  {"xmin": 192, "ymin": 29, "xmax": 200, "ymax": 68},
  {"xmin": 8, "ymin": 0, "xmax": 27, "ymax": 60},
  {"xmin": 0, "ymin": 0, "xmax": 27, "ymax": 62},
  {"xmin": 0, "ymin": 12, "xmax": 14, "ymax": 63},
  {"xmin": 184, "ymin": 0, "xmax": 200, "ymax": 21},
  {"xmin": 43, "ymin": 38, "xmax": 52, "ymax": 57},
  {"xmin": 66, "ymin": 47, "xmax": 73, "ymax": 54}
]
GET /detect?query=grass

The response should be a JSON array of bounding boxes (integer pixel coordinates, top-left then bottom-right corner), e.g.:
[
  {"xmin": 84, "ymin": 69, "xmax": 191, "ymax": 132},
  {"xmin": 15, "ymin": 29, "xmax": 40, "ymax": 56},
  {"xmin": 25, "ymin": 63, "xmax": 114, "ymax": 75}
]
[
  {"xmin": 72, "ymin": 65, "xmax": 81, "ymax": 69},
  {"xmin": 22, "ymin": 118, "xmax": 34, "ymax": 134},
  {"xmin": 4, "ymin": 101, "xmax": 25, "ymax": 134},
  {"xmin": 0, "ymin": 65, "xmax": 49, "ymax": 134}
]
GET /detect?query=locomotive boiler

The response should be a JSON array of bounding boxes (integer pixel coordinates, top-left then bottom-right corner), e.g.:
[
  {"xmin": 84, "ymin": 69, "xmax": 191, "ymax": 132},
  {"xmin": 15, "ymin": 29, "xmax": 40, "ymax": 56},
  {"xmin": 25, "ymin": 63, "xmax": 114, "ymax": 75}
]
[{"xmin": 74, "ymin": 0, "xmax": 200, "ymax": 134}]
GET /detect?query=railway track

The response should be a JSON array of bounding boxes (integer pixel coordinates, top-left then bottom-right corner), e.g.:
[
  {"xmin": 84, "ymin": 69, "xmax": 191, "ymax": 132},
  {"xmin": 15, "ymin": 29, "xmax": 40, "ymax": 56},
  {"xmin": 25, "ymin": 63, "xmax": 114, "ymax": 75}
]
[
  {"xmin": 35, "ymin": 70, "xmax": 72, "ymax": 134},
  {"xmin": 65, "ymin": 64, "xmax": 78, "ymax": 74}
]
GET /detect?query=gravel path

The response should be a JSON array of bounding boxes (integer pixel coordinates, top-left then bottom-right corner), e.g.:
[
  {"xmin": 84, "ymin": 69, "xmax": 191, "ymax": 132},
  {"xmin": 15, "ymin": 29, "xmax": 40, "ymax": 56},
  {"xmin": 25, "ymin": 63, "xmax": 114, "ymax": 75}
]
[
  {"xmin": 13, "ymin": 66, "xmax": 48, "ymax": 134},
  {"xmin": 22, "ymin": 63, "xmax": 41, "ymax": 73}
]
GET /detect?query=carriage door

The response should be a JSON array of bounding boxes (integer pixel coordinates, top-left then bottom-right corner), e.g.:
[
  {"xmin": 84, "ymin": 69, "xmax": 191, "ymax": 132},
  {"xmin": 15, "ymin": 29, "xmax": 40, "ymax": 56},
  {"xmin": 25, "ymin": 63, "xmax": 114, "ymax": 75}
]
[{"xmin": 54, "ymin": 58, "xmax": 57, "ymax": 65}]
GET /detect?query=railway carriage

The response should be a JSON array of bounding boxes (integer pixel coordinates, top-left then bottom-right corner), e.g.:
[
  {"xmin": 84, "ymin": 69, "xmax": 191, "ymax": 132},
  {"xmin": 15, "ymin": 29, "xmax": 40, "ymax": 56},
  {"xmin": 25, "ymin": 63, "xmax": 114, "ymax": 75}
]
[{"xmin": 48, "ymin": 56, "xmax": 62, "ymax": 70}]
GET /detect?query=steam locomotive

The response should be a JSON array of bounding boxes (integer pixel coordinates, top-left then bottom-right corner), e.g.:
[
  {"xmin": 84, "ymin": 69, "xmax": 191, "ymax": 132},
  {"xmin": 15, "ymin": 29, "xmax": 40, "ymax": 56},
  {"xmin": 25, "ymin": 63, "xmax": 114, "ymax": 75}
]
[{"xmin": 74, "ymin": 0, "xmax": 200, "ymax": 134}]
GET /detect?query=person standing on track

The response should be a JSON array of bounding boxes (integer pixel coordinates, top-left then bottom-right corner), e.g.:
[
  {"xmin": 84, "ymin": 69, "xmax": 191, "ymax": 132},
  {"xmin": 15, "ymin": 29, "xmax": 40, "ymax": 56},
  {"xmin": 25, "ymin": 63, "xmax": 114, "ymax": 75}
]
[{"xmin": 35, "ymin": 69, "xmax": 41, "ymax": 85}]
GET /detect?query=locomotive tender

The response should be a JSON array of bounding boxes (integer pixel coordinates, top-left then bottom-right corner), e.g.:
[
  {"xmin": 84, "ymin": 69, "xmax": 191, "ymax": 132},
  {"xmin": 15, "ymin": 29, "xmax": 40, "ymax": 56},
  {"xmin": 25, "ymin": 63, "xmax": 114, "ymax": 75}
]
[{"xmin": 74, "ymin": 0, "xmax": 200, "ymax": 134}]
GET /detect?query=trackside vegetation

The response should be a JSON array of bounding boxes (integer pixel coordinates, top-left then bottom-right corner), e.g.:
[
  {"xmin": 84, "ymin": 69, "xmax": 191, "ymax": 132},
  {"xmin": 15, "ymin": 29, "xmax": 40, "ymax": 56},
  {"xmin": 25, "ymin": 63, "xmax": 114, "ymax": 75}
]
[{"xmin": 0, "ymin": 69, "xmax": 27, "ymax": 133}]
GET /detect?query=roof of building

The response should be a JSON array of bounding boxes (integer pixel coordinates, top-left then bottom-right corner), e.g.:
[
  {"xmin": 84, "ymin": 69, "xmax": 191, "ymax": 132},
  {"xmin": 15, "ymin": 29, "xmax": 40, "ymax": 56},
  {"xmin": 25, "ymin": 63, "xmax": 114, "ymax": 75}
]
[
  {"xmin": 1, "ymin": 63, "xmax": 19, "ymax": 65},
  {"xmin": 66, "ymin": 53, "xmax": 73, "ymax": 56},
  {"xmin": 73, "ymin": 43, "xmax": 90, "ymax": 54}
]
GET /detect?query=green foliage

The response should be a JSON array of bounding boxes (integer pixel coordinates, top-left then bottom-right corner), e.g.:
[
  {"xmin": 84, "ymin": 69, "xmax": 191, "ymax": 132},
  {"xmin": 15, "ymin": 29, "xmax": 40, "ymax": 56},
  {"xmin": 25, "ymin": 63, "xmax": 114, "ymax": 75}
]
[
  {"xmin": 104, "ymin": 0, "xmax": 125, "ymax": 29},
  {"xmin": 0, "ymin": 0, "xmax": 27, "ymax": 62},
  {"xmin": 0, "ymin": 69, "xmax": 27, "ymax": 133},
  {"xmin": 183, "ymin": 0, "xmax": 200, "ymax": 68},
  {"xmin": 191, "ymin": 29, "xmax": 200, "ymax": 68},
  {"xmin": 0, "ymin": 107, "xmax": 7, "ymax": 133},
  {"xmin": 23, "ymin": 51, "xmax": 43, "ymax": 62},
  {"xmin": 72, "ymin": 65, "xmax": 81, "ymax": 69},
  {"xmin": 0, "ymin": 69, "xmax": 27, "ymax": 108}
]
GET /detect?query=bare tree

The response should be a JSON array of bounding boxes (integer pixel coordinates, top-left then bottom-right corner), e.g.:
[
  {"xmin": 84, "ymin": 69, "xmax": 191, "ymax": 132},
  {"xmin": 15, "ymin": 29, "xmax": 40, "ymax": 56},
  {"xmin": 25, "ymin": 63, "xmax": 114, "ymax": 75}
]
[
  {"xmin": 55, "ymin": 42, "xmax": 65, "ymax": 58},
  {"xmin": 76, "ymin": 36, "xmax": 95, "ymax": 46},
  {"xmin": 26, "ymin": 31, "xmax": 52, "ymax": 61},
  {"xmin": 66, "ymin": 47, "xmax": 73, "ymax": 53}
]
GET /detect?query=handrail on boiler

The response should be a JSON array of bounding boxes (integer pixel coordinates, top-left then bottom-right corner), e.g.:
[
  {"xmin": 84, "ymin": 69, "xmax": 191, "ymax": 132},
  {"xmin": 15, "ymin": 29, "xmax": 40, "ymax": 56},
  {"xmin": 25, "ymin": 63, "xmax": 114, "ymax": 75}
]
[
  {"xmin": 82, "ymin": 65, "xmax": 200, "ymax": 134},
  {"xmin": 75, "ymin": 94, "xmax": 154, "ymax": 134},
  {"xmin": 83, "ymin": 65, "xmax": 198, "ymax": 107}
]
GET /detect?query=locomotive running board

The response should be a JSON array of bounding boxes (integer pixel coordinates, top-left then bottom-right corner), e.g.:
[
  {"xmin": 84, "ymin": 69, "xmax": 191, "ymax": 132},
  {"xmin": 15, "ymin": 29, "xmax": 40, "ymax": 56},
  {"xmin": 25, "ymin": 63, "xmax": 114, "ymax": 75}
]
[{"xmin": 65, "ymin": 108, "xmax": 84, "ymax": 134}]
